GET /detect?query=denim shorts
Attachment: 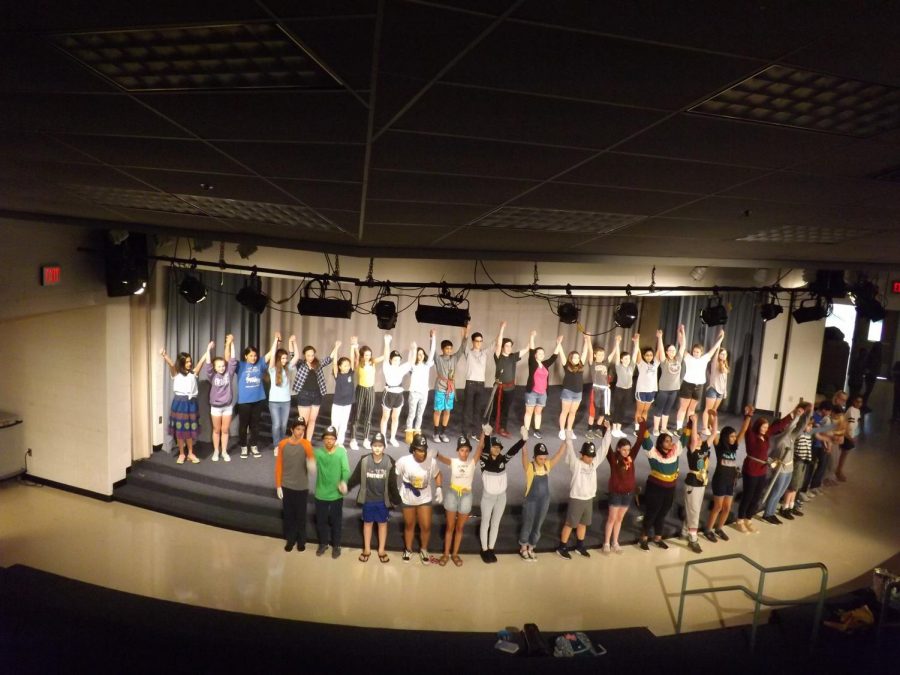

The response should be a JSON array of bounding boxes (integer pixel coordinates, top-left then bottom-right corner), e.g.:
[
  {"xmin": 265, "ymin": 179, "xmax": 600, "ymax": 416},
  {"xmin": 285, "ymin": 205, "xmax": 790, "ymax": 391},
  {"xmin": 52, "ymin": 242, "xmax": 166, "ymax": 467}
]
[
  {"xmin": 608, "ymin": 492, "xmax": 633, "ymax": 507},
  {"xmin": 705, "ymin": 387, "xmax": 724, "ymax": 400},
  {"xmin": 560, "ymin": 389, "xmax": 582, "ymax": 403},
  {"xmin": 443, "ymin": 488, "xmax": 473, "ymax": 514},
  {"xmin": 636, "ymin": 391, "xmax": 656, "ymax": 403},
  {"xmin": 525, "ymin": 391, "xmax": 547, "ymax": 407},
  {"xmin": 210, "ymin": 404, "xmax": 234, "ymax": 417},
  {"xmin": 296, "ymin": 390, "xmax": 323, "ymax": 407}
]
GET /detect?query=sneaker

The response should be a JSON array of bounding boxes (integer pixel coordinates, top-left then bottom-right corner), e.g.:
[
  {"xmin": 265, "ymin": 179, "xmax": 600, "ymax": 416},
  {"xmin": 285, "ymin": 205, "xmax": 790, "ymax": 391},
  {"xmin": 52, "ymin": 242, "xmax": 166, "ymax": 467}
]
[
  {"xmin": 812, "ymin": 487, "xmax": 823, "ymax": 496},
  {"xmin": 586, "ymin": 429, "xmax": 595, "ymax": 440},
  {"xmin": 222, "ymin": 451, "xmax": 231, "ymax": 462},
  {"xmin": 519, "ymin": 549, "xmax": 530, "ymax": 561},
  {"xmin": 602, "ymin": 543, "xmax": 611, "ymax": 555},
  {"xmin": 703, "ymin": 529, "xmax": 717, "ymax": 543},
  {"xmin": 779, "ymin": 508, "xmax": 795, "ymax": 521},
  {"xmin": 611, "ymin": 429, "xmax": 624, "ymax": 439},
  {"xmin": 556, "ymin": 544, "xmax": 572, "ymax": 560},
  {"xmin": 527, "ymin": 548, "xmax": 537, "ymax": 561},
  {"xmin": 331, "ymin": 546, "xmax": 342, "ymax": 559},
  {"xmin": 350, "ymin": 439, "xmax": 359, "ymax": 451},
  {"xmin": 639, "ymin": 539, "xmax": 650, "ymax": 551},
  {"xmin": 558, "ymin": 429, "xmax": 566, "ymax": 440},
  {"xmin": 746, "ymin": 520, "xmax": 759, "ymax": 533},
  {"xmin": 791, "ymin": 507, "xmax": 805, "ymax": 517},
  {"xmin": 402, "ymin": 549, "xmax": 412, "ymax": 563},
  {"xmin": 432, "ymin": 434, "xmax": 441, "ymax": 443},
  {"xmin": 714, "ymin": 528, "xmax": 729, "ymax": 541},
  {"xmin": 487, "ymin": 550, "xmax": 498, "ymax": 563},
  {"xmin": 440, "ymin": 434, "xmax": 450, "ymax": 443},
  {"xmin": 316, "ymin": 544, "xmax": 328, "ymax": 557},
  {"xmin": 533, "ymin": 430, "xmax": 542, "ymax": 439},
  {"xmin": 250, "ymin": 446, "xmax": 261, "ymax": 458},
  {"xmin": 470, "ymin": 434, "xmax": 479, "ymax": 442},
  {"xmin": 612, "ymin": 543, "xmax": 622, "ymax": 554},
  {"xmin": 763, "ymin": 514, "xmax": 782, "ymax": 525},
  {"xmin": 481, "ymin": 550, "xmax": 491, "ymax": 564},
  {"xmin": 567, "ymin": 429, "xmax": 576, "ymax": 440},
  {"xmin": 240, "ymin": 446, "xmax": 249, "ymax": 459},
  {"xmin": 389, "ymin": 438, "xmax": 399, "ymax": 448},
  {"xmin": 212, "ymin": 452, "xmax": 220, "ymax": 462},
  {"xmin": 363, "ymin": 439, "xmax": 372, "ymax": 450},
  {"xmin": 420, "ymin": 550, "xmax": 431, "ymax": 566},
  {"xmin": 688, "ymin": 539, "xmax": 703, "ymax": 554},
  {"xmin": 574, "ymin": 544, "xmax": 590, "ymax": 558},
  {"xmin": 734, "ymin": 520, "xmax": 749, "ymax": 534},
  {"xmin": 653, "ymin": 539, "xmax": 669, "ymax": 550}
]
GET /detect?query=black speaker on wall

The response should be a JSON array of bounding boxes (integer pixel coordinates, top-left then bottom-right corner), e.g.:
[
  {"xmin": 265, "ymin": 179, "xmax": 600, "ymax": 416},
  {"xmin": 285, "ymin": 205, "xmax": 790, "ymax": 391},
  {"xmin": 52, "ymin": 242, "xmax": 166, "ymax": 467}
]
[{"xmin": 105, "ymin": 232, "xmax": 149, "ymax": 297}]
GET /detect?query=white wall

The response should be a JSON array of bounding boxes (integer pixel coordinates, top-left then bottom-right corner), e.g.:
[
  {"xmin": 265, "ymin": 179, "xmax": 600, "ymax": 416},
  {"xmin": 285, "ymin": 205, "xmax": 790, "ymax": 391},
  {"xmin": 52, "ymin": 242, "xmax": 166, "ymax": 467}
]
[
  {"xmin": 756, "ymin": 312, "xmax": 788, "ymax": 411},
  {"xmin": 755, "ymin": 308, "xmax": 825, "ymax": 413}
]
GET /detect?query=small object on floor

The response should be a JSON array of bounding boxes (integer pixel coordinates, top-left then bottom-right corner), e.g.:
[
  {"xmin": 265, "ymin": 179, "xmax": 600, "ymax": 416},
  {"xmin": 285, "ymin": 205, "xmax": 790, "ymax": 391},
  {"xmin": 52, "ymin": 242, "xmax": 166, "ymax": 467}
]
[
  {"xmin": 553, "ymin": 631, "xmax": 604, "ymax": 658},
  {"xmin": 791, "ymin": 507, "xmax": 805, "ymax": 517},
  {"xmin": 332, "ymin": 546, "xmax": 342, "ymax": 559},
  {"xmin": 763, "ymin": 514, "xmax": 782, "ymax": 525},
  {"xmin": 688, "ymin": 539, "xmax": 702, "ymax": 554},
  {"xmin": 779, "ymin": 508, "xmax": 795, "ymax": 520},
  {"xmin": 653, "ymin": 539, "xmax": 669, "ymax": 550},
  {"xmin": 316, "ymin": 544, "xmax": 328, "ymax": 556},
  {"xmin": 176, "ymin": 455, "xmax": 185, "ymax": 464},
  {"xmin": 556, "ymin": 545, "xmax": 572, "ymax": 560},
  {"xmin": 703, "ymin": 529, "xmax": 717, "ymax": 543},
  {"xmin": 533, "ymin": 430, "xmax": 542, "ymax": 439},
  {"xmin": 350, "ymin": 439, "xmax": 359, "ymax": 451},
  {"xmin": 284, "ymin": 541, "xmax": 295, "ymax": 552},
  {"xmin": 639, "ymin": 539, "xmax": 649, "ymax": 551},
  {"xmin": 714, "ymin": 528, "xmax": 730, "ymax": 541},
  {"xmin": 401, "ymin": 549, "xmax": 411, "ymax": 563},
  {"xmin": 378, "ymin": 553, "xmax": 389, "ymax": 563},
  {"xmin": 359, "ymin": 551, "xmax": 371, "ymax": 563},
  {"xmin": 250, "ymin": 446, "xmax": 261, "ymax": 458},
  {"xmin": 574, "ymin": 545, "xmax": 590, "ymax": 558},
  {"xmin": 222, "ymin": 451, "xmax": 231, "ymax": 462},
  {"xmin": 212, "ymin": 452, "xmax": 220, "ymax": 462},
  {"xmin": 452, "ymin": 555, "xmax": 463, "ymax": 567},
  {"xmin": 188, "ymin": 455, "xmax": 200, "ymax": 464}
]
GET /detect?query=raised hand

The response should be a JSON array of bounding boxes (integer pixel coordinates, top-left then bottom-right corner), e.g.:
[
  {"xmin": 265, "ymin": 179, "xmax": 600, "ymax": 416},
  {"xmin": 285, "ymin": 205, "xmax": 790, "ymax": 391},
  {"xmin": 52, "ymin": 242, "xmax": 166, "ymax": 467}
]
[
  {"xmin": 350, "ymin": 335, "xmax": 358, "ymax": 344},
  {"xmin": 615, "ymin": 334, "xmax": 622, "ymax": 343},
  {"xmin": 429, "ymin": 328, "xmax": 436, "ymax": 338},
  {"xmin": 410, "ymin": 341, "xmax": 417, "ymax": 351},
  {"xmin": 529, "ymin": 330, "xmax": 537, "ymax": 338},
  {"xmin": 744, "ymin": 404, "xmax": 755, "ymax": 416},
  {"xmin": 207, "ymin": 341, "xmax": 215, "ymax": 352},
  {"xmin": 288, "ymin": 334, "xmax": 296, "ymax": 344},
  {"xmin": 274, "ymin": 331, "xmax": 282, "ymax": 341},
  {"xmin": 556, "ymin": 335, "xmax": 564, "ymax": 344},
  {"xmin": 334, "ymin": 340, "xmax": 342, "ymax": 350},
  {"xmin": 225, "ymin": 333, "xmax": 234, "ymax": 343},
  {"xmin": 656, "ymin": 329, "xmax": 663, "ymax": 338},
  {"xmin": 159, "ymin": 348, "xmax": 168, "ymax": 358},
  {"xmin": 500, "ymin": 321, "xmax": 507, "ymax": 331},
  {"xmin": 632, "ymin": 333, "xmax": 640, "ymax": 343},
  {"xmin": 385, "ymin": 334, "xmax": 393, "ymax": 343}
]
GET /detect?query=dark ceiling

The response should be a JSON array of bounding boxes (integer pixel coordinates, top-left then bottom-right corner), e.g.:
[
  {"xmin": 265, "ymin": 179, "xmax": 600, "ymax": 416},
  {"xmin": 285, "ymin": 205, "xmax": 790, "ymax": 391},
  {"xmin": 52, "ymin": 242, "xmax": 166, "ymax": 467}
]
[{"xmin": 2, "ymin": 0, "xmax": 900, "ymax": 265}]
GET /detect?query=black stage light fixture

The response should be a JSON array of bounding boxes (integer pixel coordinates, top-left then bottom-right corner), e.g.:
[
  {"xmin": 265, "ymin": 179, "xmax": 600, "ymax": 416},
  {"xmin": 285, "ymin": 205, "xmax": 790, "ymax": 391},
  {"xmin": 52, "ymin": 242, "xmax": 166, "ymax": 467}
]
[
  {"xmin": 297, "ymin": 279, "xmax": 353, "ymax": 319},
  {"xmin": 558, "ymin": 302, "xmax": 580, "ymax": 325},
  {"xmin": 792, "ymin": 296, "xmax": 830, "ymax": 324},
  {"xmin": 179, "ymin": 272, "xmax": 208, "ymax": 304},
  {"xmin": 807, "ymin": 269, "xmax": 847, "ymax": 299},
  {"xmin": 105, "ymin": 231, "xmax": 148, "ymax": 297},
  {"xmin": 613, "ymin": 301, "xmax": 639, "ymax": 328},
  {"xmin": 236, "ymin": 242, "xmax": 258, "ymax": 259},
  {"xmin": 759, "ymin": 293, "xmax": 783, "ymax": 322},
  {"xmin": 415, "ymin": 303, "xmax": 470, "ymax": 327},
  {"xmin": 851, "ymin": 280, "xmax": 886, "ymax": 322},
  {"xmin": 236, "ymin": 272, "xmax": 268, "ymax": 315},
  {"xmin": 374, "ymin": 300, "xmax": 398, "ymax": 330},
  {"xmin": 699, "ymin": 294, "xmax": 728, "ymax": 326}
]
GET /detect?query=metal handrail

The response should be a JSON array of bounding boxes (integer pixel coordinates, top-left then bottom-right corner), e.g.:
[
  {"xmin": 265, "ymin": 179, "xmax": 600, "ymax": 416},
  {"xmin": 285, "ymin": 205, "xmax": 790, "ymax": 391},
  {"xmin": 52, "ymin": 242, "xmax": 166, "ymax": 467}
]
[
  {"xmin": 675, "ymin": 553, "xmax": 828, "ymax": 652},
  {"xmin": 877, "ymin": 578, "xmax": 900, "ymax": 644}
]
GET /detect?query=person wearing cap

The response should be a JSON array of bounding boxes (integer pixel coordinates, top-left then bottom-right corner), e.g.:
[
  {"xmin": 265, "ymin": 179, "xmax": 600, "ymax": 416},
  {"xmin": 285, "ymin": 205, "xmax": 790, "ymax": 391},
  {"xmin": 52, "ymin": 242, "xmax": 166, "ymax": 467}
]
[
  {"xmin": 556, "ymin": 427, "xmax": 612, "ymax": 559},
  {"xmin": 313, "ymin": 425, "xmax": 350, "ymax": 558},
  {"xmin": 395, "ymin": 434, "xmax": 444, "ymax": 564},
  {"xmin": 435, "ymin": 435, "xmax": 479, "ymax": 566},
  {"xmin": 477, "ymin": 423, "xmax": 524, "ymax": 563},
  {"xmin": 682, "ymin": 413, "xmax": 714, "ymax": 554},
  {"xmin": 347, "ymin": 432, "xmax": 400, "ymax": 563},
  {"xmin": 638, "ymin": 415, "xmax": 689, "ymax": 551},
  {"xmin": 379, "ymin": 334, "xmax": 415, "ymax": 447},
  {"xmin": 518, "ymin": 427, "xmax": 568, "ymax": 561},
  {"xmin": 275, "ymin": 418, "xmax": 316, "ymax": 552}
]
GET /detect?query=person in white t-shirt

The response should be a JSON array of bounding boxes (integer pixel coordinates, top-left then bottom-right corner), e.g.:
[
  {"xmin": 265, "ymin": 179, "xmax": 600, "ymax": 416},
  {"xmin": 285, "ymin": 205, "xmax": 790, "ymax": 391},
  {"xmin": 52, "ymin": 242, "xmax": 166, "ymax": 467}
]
[
  {"xmin": 675, "ymin": 329, "xmax": 724, "ymax": 430},
  {"xmin": 395, "ymin": 434, "xmax": 443, "ymax": 565},
  {"xmin": 379, "ymin": 334, "xmax": 415, "ymax": 447},
  {"xmin": 554, "ymin": 431, "xmax": 611, "ymax": 559},
  {"xmin": 160, "ymin": 342, "xmax": 211, "ymax": 465},
  {"xmin": 435, "ymin": 436, "xmax": 479, "ymax": 566},
  {"xmin": 633, "ymin": 330, "xmax": 664, "ymax": 428}
]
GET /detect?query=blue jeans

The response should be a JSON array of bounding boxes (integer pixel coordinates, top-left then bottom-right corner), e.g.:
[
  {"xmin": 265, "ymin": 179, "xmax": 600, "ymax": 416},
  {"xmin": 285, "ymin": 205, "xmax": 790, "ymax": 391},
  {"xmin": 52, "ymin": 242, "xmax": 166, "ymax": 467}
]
[
  {"xmin": 269, "ymin": 400, "xmax": 290, "ymax": 443},
  {"xmin": 519, "ymin": 474, "xmax": 551, "ymax": 547},
  {"xmin": 764, "ymin": 470, "xmax": 793, "ymax": 517}
]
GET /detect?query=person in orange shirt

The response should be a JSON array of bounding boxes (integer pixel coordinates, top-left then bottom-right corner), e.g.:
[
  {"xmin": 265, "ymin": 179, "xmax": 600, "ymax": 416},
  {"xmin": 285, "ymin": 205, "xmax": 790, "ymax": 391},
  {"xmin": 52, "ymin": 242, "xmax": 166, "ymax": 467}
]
[{"xmin": 275, "ymin": 418, "xmax": 316, "ymax": 551}]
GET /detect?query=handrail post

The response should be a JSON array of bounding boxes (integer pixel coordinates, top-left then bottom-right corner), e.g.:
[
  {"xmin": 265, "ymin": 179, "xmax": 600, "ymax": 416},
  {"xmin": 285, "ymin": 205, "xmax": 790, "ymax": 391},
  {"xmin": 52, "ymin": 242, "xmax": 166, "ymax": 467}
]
[
  {"xmin": 809, "ymin": 565, "xmax": 828, "ymax": 653},
  {"xmin": 675, "ymin": 561, "xmax": 693, "ymax": 635},
  {"xmin": 750, "ymin": 568, "xmax": 766, "ymax": 652}
]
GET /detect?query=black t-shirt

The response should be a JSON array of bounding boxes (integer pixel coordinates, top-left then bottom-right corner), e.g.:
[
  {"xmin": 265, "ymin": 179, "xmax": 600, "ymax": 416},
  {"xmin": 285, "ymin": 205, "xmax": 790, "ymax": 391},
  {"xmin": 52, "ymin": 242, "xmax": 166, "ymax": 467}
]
[
  {"xmin": 494, "ymin": 352, "xmax": 521, "ymax": 387},
  {"xmin": 562, "ymin": 368, "xmax": 584, "ymax": 393},
  {"xmin": 685, "ymin": 441, "xmax": 710, "ymax": 486}
]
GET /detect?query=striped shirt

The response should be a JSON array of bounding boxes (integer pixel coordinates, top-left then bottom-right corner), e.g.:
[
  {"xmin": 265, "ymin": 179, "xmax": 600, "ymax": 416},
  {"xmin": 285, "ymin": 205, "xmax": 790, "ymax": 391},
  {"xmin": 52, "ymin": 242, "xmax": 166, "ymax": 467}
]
[{"xmin": 794, "ymin": 433, "xmax": 813, "ymax": 462}]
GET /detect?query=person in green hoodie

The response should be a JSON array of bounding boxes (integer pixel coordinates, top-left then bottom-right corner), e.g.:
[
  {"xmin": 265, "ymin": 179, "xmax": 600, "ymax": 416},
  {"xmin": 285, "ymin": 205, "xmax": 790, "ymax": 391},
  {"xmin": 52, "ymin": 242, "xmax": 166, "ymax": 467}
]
[{"xmin": 314, "ymin": 425, "xmax": 350, "ymax": 559}]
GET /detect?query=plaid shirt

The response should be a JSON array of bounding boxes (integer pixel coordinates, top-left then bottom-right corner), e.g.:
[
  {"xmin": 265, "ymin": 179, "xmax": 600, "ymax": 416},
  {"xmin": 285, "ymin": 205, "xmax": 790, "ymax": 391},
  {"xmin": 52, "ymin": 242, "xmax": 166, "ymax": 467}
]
[{"xmin": 290, "ymin": 357, "xmax": 333, "ymax": 396}]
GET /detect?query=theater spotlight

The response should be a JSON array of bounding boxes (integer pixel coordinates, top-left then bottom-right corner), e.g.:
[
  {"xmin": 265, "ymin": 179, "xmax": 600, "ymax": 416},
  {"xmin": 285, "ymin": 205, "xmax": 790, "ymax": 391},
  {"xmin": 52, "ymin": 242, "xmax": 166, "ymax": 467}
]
[
  {"xmin": 792, "ymin": 296, "xmax": 830, "ymax": 324},
  {"xmin": 613, "ymin": 301, "xmax": 639, "ymax": 328},
  {"xmin": 850, "ymin": 280, "xmax": 886, "ymax": 322},
  {"xmin": 699, "ymin": 294, "xmax": 728, "ymax": 326},
  {"xmin": 759, "ymin": 293, "xmax": 783, "ymax": 322},
  {"xmin": 179, "ymin": 272, "xmax": 208, "ymax": 304},
  {"xmin": 415, "ymin": 302, "xmax": 470, "ymax": 327},
  {"xmin": 374, "ymin": 300, "xmax": 398, "ymax": 330},
  {"xmin": 557, "ymin": 301, "xmax": 580, "ymax": 325},
  {"xmin": 105, "ymin": 231, "xmax": 148, "ymax": 297},
  {"xmin": 297, "ymin": 280, "xmax": 353, "ymax": 319},
  {"xmin": 236, "ymin": 272, "xmax": 269, "ymax": 315},
  {"xmin": 236, "ymin": 242, "xmax": 258, "ymax": 260}
]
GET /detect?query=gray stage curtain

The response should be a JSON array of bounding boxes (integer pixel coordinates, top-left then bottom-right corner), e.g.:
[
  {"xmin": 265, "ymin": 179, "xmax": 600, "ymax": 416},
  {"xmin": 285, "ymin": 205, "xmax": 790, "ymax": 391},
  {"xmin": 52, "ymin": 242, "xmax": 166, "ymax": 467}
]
[
  {"xmin": 163, "ymin": 269, "xmax": 259, "ymax": 447},
  {"xmin": 658, "ymin": 293, "xmax": 763, "ymax": 414}
]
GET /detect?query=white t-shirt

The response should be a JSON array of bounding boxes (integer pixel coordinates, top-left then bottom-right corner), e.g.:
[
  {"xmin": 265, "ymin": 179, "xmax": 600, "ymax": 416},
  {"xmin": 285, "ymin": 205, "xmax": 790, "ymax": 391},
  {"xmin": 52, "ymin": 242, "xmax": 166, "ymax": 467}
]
[
  {"xmin": 395, "ymin": 451, "xmax": 439, "ymax": 505},
  {"xmin": 564, "ymin": 440, "xmax": 603, "ymax": 500},
  {"xmin": 846, "ymin": 406, "xmax": 861, "ymax": 439},
  {"xmin": 383, "ymin": 361, "xmax": 413, "ymax": 393},
  {"xmin": 635, "ymin": 359, "xmax": 660, "ymax": 394},
  {"xmin": 173, "ymin": 372, "xmax": 198, "ymax": 398},
  {"xmin": 682, "ymin": 353, "xmax": 713, "ymax": 385},
  {"xmin": 448, "ymin": 457, "xmax": 477, "ymax": 491}
]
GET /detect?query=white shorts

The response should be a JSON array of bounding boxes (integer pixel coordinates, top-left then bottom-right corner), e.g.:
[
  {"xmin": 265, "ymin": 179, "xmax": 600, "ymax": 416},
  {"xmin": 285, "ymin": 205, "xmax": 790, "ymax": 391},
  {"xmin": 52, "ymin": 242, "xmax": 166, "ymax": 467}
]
[{"xmin": 210, "ymin": 405, "xmax": 234, "ymax": 417}]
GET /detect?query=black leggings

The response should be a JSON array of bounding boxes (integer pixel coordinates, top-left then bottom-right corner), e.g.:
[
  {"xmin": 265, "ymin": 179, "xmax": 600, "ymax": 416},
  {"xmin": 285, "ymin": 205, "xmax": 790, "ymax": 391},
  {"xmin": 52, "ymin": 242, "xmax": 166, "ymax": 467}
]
[
  {"xmin": 282, "ymin": 487, "xmax": 309, "ymax": 546},
  {"xmin": 642, "ymin": 482, "xmax": 675, "ymax": 537},
  {"xmin": 738, "ymin": 472, "xmax": 767, "ymax": 519},
  {"xmin": 236, "ymin": 400, "xmax": 264, "ymax": 447},
  {"xmin": 611, "ymin": 387, "xmax": 633, "ymax": 424}
]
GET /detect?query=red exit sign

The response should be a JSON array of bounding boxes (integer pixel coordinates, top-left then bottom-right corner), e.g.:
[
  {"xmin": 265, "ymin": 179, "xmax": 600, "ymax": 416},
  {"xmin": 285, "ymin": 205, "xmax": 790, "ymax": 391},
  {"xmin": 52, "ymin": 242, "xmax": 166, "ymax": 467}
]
[
  {"xmin": 893, "ymin": 280, "xmax": 900, "ymax": 294},
  {"xmin": 41, "ymin": 265, "xmax": 61, "ymax": 286}
]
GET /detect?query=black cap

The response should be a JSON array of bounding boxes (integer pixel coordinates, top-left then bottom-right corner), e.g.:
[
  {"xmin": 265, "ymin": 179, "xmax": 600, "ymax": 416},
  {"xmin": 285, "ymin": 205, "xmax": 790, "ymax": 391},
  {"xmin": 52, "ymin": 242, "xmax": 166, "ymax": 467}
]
[
  {"xmin": 390, "ymin": 350, "xmax": 401, "ymax": 360},
  {"xmin": 371, "ymin": 432, "xmax": 386, "ymax": 446},
  {"xmin": 488, "ymin": 436, "xmax": 503, "ymax": 451},
  {"xmin": 533, "ymin": 442, "xmax": 549, "ymax": 456},
  {"xmin": 296, "ymin": 417, "xmax": 307, "ymax": 426},
  {"xmin": 410, "ymin": 434, "xmax": 428, "ymax": 452},
  {"xmin": 322, "ymin": 426, "xmax": 337, "ymax": 439},
  {"xmin": 580, "ymin": 441, "xmax": 596, "ymax": 457},
  {"xmin": 456, "ymin": 436, "xmax": 472, "ymax": 450}
]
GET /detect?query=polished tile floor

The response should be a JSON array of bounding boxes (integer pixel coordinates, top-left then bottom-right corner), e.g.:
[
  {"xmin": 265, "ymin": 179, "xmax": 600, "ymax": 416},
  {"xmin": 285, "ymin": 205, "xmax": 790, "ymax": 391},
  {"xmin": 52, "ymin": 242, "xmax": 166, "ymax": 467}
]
[{"xmin": 2, "ymin": 407, "xmax": 898, "ymax": 636}]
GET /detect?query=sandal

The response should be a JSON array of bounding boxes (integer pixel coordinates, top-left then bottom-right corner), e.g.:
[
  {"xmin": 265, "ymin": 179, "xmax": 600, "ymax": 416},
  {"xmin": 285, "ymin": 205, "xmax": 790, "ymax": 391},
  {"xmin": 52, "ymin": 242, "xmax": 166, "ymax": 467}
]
[
  {"xmin": 176, "ymin": 455, "xmax": 185, "ymax": 464},
  {"xmin": 378, "ymin": 553, "xmax": 390, "ymax": 563},
  {"xmin": 438, "ymin": 555, "xmax": 449, "ymax": 567},
  {"xmin": 358, "ymin": 552, "xmax": 371, "ymax": 563},
  {"xmin": 188, "ymin": 455, "xmax": 200, "ymax": 464},
  {"xmin": 451, "ymin": 555, "xmax": 463, "ymax": 567}
]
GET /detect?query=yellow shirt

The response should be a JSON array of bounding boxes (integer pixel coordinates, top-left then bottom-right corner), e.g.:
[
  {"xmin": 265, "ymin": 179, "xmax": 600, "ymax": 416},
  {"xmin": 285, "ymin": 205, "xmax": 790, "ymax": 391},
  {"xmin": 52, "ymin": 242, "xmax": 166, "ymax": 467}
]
[{"xmin": 357, "ymin": 363, "xmax": 375, "ymax": 388}]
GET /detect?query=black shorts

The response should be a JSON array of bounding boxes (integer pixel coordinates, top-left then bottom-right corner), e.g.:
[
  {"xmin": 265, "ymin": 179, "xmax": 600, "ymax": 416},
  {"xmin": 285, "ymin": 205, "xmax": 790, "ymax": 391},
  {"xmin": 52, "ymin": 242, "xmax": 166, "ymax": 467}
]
[
  {"xmin": 841, "ymin": 437, "xmax": 856, "ymax": 452},
  {"xmin": 678, "ymin": 381, "xmax": 704, "ymax": 401},
  {"xmin": 711, "ymin": 468, "xmax": 738, "ymax": 497},
  {"xmin": 382, "ymin": 390, "xmax": 404, "ymax": 409},
  {"xmin": 296, "ymin": 390, "xmax": 323, "ymax": 407}
]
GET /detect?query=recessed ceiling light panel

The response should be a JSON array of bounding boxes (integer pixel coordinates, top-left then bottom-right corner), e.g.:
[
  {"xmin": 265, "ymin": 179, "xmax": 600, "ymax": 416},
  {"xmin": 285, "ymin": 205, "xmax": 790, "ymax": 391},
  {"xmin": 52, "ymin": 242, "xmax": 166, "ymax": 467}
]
[{"xmin": 474, "ymin": 206, "xmax": 645, "ymax": 235}]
